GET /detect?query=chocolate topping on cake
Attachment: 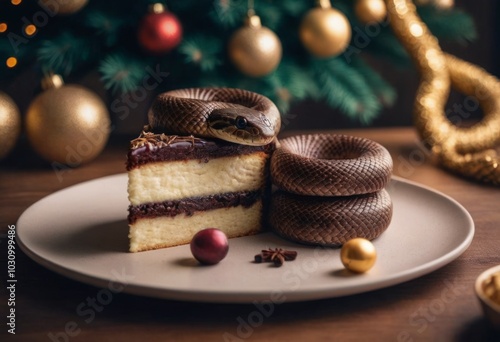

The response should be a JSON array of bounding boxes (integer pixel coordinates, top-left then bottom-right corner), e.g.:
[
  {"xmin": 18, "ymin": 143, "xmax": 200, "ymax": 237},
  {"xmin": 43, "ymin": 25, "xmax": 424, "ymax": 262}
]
[
  {"xmin": 128, "ymin": 191, "xmax": 261, "ymax": 224},
  {"xmin": 130, "ymin": 131, "xmax": 202, "ymax": 149},
  {"xmin": 127, "ymin": 131, "xmax": 274, "ymax": 170}
]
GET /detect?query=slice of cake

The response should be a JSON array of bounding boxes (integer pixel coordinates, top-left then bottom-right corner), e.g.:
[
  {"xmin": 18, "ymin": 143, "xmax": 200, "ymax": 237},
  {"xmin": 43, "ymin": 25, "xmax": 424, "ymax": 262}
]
[{"xmin": 127, "ymin": 131, "xmax": 273, "ymax": 252}]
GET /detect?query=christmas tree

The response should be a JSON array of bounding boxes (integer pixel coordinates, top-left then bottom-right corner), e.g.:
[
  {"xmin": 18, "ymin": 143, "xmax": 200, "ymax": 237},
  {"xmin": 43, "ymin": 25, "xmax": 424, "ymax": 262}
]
[{"xmin": 0, "ymin": 0, "xmax": 475, "ymax": 124}]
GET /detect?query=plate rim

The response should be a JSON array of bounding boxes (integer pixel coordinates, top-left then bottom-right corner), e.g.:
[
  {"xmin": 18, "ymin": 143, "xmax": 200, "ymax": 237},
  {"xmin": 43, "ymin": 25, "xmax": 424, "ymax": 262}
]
[{"xmin": 16, "ymin": 174, "xmax": 475, "ymax": 303}]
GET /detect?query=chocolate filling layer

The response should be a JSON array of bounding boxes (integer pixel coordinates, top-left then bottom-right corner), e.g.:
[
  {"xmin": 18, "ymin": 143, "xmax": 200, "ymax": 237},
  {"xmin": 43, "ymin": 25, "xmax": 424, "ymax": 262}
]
[
  {"xmin": 128, "ymin": 191, "xmax": 261, "ymax": 224},
  {"xmin": 127, "ymin": 133, "xmax": 274, "ymax": 170}
]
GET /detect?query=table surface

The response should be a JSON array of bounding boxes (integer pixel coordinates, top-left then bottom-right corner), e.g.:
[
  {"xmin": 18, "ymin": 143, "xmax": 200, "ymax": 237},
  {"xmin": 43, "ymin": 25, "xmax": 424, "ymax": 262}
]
[{"xmin": 1, "ymin": 127, "xmax": 499, "ymax": 341}]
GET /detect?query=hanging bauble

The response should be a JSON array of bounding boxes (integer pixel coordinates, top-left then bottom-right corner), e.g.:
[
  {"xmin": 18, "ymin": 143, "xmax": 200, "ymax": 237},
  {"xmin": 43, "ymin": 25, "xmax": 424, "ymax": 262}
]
[
  {"xmin": 25, "ymin": 74, "xmax": 111, "ymax": 165},
  {"xmin": 39, "ymin": 0, "xmax": 88, "ymax": 15},
  {"xmin": 299, "ymin": 0, "xmax": 351, "ymax": 58},
  {"xmin": 0, "ymin": 92, "xmax": 21, "ymax": 160},
  {"xmin": 228, "ymin": 11, "xmax": 282, "ymax": 77},
  {"xmin": 355, "ymin": 0, "xmax": 387, "ymax": 24},
  {"xmin": 138, "ymin": 3, "xmax": 183, "ymax": 54}
]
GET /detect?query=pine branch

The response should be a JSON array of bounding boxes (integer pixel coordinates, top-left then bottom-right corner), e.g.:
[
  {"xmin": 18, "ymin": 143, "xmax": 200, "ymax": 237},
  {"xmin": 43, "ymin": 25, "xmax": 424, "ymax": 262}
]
[
  {"xmin": 254, "ymin": 2, "xmax": 284, "ymax": 31},
  {"xmin": 351, "ymin": 58, "xmax": 396, "ymax": 107},
  {"xmin": 418, "ymin": 6, "xmax": 477, "ymax": 44},
  {"xmin": 280, "ymin": 1, "xmax": 309, "ymax": 17},
  {"xmin": 209, "ymin": 0, "xmax": 248, "ymax": 29},
  {"xmin": 365, "ymin": 29, "xmax": 411, "ymax": 67},
  {"xmin": 84, "ymin": 10, "xmax": 125, "ymax": 47},
  {"xmin": 98, "ymin": 53, "xmax": 145, "ymax": 94},
  {"xmin": 37, "ymin": 32, "xmax": 93, "ymax": 76},
  {"xmin": 313, "ymin": 58, "xmax": 380, "ymax": 124},
  {"xmin": 264, "ymin": 61, "xmax": 319, "ymax": 113},
  {"xmin": 178, "ymin": 34, "xmax": 222, "ymax": 72}
]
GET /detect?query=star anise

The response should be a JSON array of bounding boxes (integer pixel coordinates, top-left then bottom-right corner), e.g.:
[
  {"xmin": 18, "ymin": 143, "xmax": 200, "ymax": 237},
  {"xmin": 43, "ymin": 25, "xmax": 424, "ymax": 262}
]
[{"xmin": 254, "ymin": 248, "xmax": 298, "ymax": 267}]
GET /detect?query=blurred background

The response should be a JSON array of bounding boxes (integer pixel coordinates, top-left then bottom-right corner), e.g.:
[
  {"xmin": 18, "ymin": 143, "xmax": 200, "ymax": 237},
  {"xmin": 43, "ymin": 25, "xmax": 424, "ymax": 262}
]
[
  {"xmin": 0, "ymin": 0, "xmax": 498, "ymax": 140},
  {"xmin": 288, "ymin": 0, "xmax": 500, "ymax": 129},
  {"xmin": 291, "ymin": 0, "xmax": 500, "ymax": 130}
]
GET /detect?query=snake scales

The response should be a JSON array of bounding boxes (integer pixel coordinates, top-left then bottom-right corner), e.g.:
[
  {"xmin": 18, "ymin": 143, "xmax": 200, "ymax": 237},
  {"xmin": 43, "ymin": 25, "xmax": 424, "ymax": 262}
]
[
  {"xmin": 149, "ymin": 88, "xmax": 281, "ymax": 146},
  {"xmin": 270, "ymin": 134, "xmax": 393, "ymax": 246}
]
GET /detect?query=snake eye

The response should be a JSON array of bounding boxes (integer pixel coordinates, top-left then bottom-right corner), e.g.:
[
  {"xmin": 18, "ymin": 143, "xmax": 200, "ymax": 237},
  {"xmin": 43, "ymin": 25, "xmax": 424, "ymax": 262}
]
[{"xmin": 235, "ymin": 116, "xmax": 248, "ymax": 129}]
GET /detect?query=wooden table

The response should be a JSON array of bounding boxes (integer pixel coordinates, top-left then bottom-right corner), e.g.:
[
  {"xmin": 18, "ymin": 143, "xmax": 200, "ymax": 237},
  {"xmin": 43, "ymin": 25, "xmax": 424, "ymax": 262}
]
[{"xmin": 1, "ymin": 127, "xmax": 499, "ymax": 341}]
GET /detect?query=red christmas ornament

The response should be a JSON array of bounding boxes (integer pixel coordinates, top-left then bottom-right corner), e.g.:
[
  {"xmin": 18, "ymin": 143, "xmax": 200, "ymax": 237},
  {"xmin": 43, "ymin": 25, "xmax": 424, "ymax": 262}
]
[{"xmin": 138, "ymin": 3, "xmax": 183, "ymax": 54}]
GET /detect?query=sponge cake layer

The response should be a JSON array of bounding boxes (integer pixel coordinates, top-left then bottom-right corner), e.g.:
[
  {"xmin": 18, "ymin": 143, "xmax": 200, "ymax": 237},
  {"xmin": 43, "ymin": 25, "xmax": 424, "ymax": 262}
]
[
  {"xmin": 128, "ymin": 153, "xmax": 268, "ymax": 205},
  {"xmin": 129, "ymin": 201, "xmax": 262, "ymax": 252}
]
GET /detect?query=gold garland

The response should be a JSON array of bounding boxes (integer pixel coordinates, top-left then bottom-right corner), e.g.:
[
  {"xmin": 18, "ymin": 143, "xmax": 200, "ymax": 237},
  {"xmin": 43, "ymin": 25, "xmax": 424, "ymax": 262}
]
[{"xmin": 385, "ymin": 0, "xmax": 500, "ymax": 185}]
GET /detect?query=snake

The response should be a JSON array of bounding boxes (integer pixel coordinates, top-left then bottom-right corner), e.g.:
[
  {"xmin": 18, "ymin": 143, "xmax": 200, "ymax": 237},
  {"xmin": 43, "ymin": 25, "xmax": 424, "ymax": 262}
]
[
  {"xmin": 385, "ymin": 0, "xmax": 500, "ymax": 185},
  {"xmin": 270, "ymin": 189, "xmax": 393, "ymax": 247},
  {"xmin": 271, "ymin": 134, "xmax": 393, "ymax": 196},
  {"xmin": 270, "ymin": 134, "xmax": 393, "ymax": 246},
  {"xmin": 148, "ymin": 87, "xmax": 281, "ymax": 146},
  {"xmin": 149, "ymin": 89, "xmax": 393, "ymax": 246}
]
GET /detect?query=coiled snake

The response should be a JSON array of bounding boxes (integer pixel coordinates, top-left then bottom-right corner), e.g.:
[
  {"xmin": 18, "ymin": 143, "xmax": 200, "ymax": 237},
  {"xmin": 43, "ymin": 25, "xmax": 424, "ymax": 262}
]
[
  {"xmin": 386, "ymin": 0, "xmax": 500, "ymax": 185},
  {"xmin": 149, "ymin": 87, "xmax": 281, "ymax": 146},
  {"xmin": 270, "ymin": 134, "xmax": 393, "ymax": 246}
]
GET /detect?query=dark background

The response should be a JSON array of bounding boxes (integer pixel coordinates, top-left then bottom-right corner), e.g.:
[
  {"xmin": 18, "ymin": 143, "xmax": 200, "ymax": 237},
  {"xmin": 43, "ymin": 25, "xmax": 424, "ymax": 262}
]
[{"xmin": 1, "ymin": 0, "xmax": 499, "ymax": 135}]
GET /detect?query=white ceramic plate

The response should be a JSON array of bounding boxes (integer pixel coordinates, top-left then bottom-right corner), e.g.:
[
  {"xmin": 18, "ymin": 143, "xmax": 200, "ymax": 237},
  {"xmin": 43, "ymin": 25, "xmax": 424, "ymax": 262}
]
[{"xmin": 16, "ymin": 174, "xmax": 474, "ymax": 303}]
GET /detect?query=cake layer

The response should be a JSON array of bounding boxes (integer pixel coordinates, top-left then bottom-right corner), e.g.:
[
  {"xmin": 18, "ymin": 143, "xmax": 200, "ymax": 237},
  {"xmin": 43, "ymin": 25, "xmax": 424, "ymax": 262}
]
[
  {"xmin": 128, "ymin": 191, "xmax": 261, "ymax": 223},
  {"xmin": 128, "ymin": 153, "xmax": 268, "ymax": 205},
  {"xmin": 129, "ymin": 201, "xmax": 262, "ymax": 252},
  {"xmin": 127, "ymin": 133, "xmax": 274, "ymax": 169}
]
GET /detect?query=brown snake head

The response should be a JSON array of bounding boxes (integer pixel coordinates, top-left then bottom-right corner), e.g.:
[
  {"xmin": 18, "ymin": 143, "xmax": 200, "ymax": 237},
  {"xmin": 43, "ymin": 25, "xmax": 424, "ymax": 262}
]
[
  {"xmin": 208, "ymin": 107, "xmax": 276, "ymax": 146},
  {"xmin": 148, "ymin": 87, "xmax": 280, "ymax": 146}
]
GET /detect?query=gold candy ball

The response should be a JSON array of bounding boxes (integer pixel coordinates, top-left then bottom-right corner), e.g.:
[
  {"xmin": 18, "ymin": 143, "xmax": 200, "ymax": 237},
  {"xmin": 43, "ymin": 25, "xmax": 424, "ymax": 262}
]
[
  {"xmin": 340, "ymin": 238, "xmax": 377, "ymax": 273},
  {"xmin": 228, "ymin": 14, "xmax": 282, "ymax": 77},
  {"xmin": 299, "ymin": 5, "xmax": 351, "ymax": 58},
  {"xmin": 0, "ymin": 92, "xmax": 21, "ymax": 160},
  {"xmin": 25, "ymin": 78, "xmax": 110, "ymax": 165},
  {"xmin": 355, "ymin": 0, "xmax": 387, "ymax": 24}
]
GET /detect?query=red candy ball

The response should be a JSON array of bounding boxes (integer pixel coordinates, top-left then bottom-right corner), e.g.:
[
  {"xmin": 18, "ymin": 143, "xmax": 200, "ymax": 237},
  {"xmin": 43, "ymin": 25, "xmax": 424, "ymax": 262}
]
[
  {"xmin": 190, "ymin": 228, "xmax": 229, "ymax": 265},
  {"xmin": 138, "ymin": 8, "xmax": 183, "ymax": 54}
]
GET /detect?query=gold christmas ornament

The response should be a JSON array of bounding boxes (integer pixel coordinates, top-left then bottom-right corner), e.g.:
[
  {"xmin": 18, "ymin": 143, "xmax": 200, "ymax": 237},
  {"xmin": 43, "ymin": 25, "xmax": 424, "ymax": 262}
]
[
  {"xmin": 355, "ymin": 0, "xmax": 387, "ymax": 24},
  {"xmin": 228, "ymin": 11, "xmax": 282, "ymax": 77},
  {"xmin": 0, "ymin": 92, "xmax": 21, "ymax": 160},
  {"xmin": 340, "ymin": 238, "xmax": 377, "ymax": 273},
  {"xmin": 39, "ymin": 0, "xmax": 89, "ymax": 15},
  {"xmin": 386, "ymin": 0, "xmax": 500, "ymax": 185},
  {"xmin": 25, "ymin": 74, "xmax": 111, "ymax": 165},
  {"xmin": 299, "ymin": 0, "xmax": 351, "ymax": 58}
]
